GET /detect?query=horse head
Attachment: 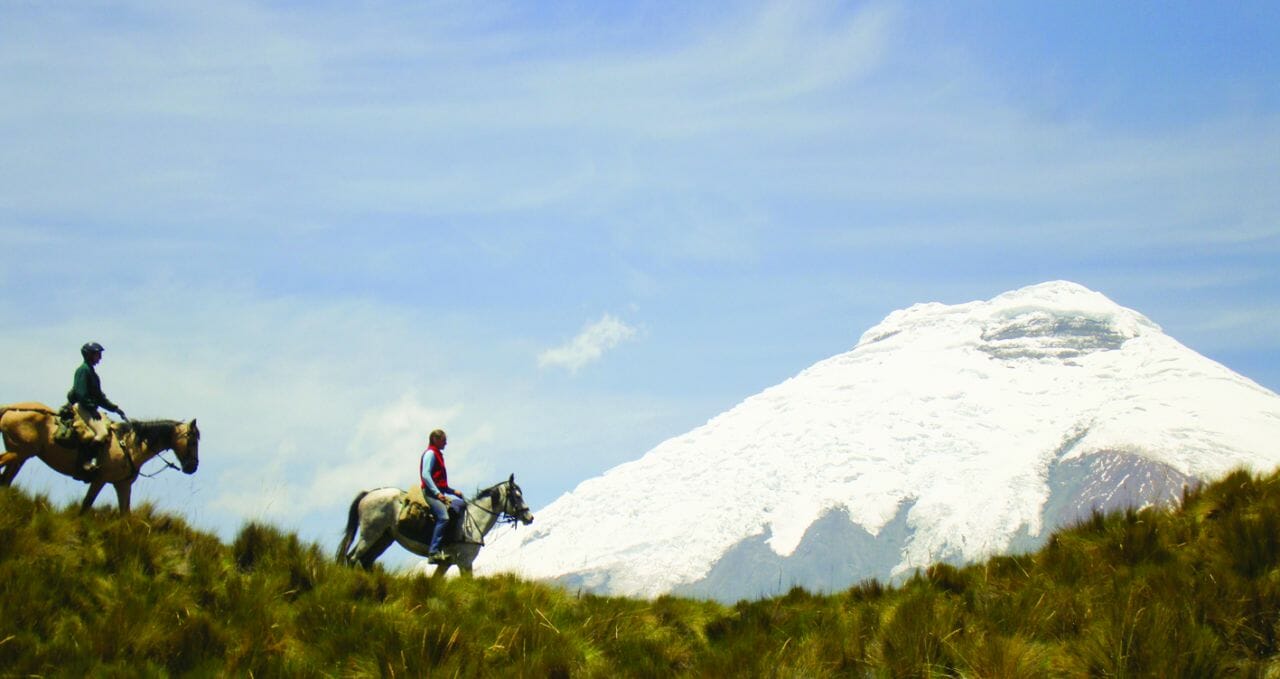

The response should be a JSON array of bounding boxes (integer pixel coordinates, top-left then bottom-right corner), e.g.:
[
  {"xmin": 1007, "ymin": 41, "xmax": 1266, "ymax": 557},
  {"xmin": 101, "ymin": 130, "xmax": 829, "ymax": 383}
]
[
  {"xmin": 502, "ymin": 473, "xmax": 534, "ymax": 525},
  {"xmin": 172, "ymin": 419, "xmax": 200, "ymax": 474}
]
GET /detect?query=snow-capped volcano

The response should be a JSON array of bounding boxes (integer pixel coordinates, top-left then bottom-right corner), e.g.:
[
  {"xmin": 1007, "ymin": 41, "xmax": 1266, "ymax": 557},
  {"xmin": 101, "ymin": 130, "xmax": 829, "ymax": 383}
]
[{"xmin": 477, "ymin": 281, "xmax": 1280, "ymax": 601}]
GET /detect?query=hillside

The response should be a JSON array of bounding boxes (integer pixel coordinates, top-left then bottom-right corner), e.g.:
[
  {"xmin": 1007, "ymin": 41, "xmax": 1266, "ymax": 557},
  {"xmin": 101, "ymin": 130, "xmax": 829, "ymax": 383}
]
[{"xmin": 6, "ymin": 466, "xmax": 1280, "ymax": 676}]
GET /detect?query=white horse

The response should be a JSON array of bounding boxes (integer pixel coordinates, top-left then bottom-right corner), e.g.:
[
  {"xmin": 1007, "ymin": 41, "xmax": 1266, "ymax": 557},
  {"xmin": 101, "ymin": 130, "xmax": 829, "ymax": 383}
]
[{"xmin": 336, "ymin": 474, "xmax": 534, "ymax": 577}]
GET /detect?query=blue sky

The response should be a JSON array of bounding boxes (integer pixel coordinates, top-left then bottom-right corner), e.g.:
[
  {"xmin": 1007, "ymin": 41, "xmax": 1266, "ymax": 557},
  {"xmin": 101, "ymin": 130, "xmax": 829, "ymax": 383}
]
[{"xmin": 2, "ymin": 1, "xmax": 1276, "ymax": 567}]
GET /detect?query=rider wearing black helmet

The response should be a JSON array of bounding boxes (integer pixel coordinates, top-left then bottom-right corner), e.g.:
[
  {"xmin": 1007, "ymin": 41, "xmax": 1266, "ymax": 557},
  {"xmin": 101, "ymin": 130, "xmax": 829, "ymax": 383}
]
[{"xmin": 68, "ymin": 342, "xmax": 126, "ymax": 472}]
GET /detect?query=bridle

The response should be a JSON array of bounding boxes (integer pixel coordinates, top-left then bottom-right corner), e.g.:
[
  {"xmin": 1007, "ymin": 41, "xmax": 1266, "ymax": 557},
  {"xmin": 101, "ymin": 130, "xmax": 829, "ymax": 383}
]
[
  {"xmin": 468, "ymin": 480, "xmax": 529, "ymax": 529},
  {"xmin": 134, "ymin": 427, "xmax": 199, "ymax": 480}
]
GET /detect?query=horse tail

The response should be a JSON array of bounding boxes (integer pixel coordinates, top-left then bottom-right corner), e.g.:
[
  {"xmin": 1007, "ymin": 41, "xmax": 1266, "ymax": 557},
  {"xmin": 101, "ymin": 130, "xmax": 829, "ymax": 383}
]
[{"xmin": 336, "ymin": 490, "xmax": 370, "ymax": 564}]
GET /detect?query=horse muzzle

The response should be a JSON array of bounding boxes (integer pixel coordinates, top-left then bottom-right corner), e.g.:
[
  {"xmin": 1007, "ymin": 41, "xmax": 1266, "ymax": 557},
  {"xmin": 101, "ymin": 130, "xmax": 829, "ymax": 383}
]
[
  {"xmin": 182, "ymin": 460, "xmax": 199, "ymax": 474},
  {"xmin": 519, "ymin": 511, "xmax": 534, "ymax": 525}
]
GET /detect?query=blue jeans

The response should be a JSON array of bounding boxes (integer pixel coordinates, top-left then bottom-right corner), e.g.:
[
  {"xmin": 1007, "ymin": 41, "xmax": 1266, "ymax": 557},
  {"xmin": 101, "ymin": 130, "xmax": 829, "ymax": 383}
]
[{"xmin": 424, "ymin": 493, "xmax": 467, "ymax": 553}]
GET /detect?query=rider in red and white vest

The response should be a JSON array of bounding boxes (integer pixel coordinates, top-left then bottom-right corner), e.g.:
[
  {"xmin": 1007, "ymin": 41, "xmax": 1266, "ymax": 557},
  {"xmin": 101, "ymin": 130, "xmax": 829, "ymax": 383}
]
[{"xmin": 419, "ymin": 429, "xmax": 466, "ymax": 562}]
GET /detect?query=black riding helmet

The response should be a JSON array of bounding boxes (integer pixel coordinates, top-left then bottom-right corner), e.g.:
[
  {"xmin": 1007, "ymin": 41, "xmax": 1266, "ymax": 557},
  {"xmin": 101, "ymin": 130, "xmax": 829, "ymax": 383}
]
[{"xmin": 81, "ymin": 342, "xmax": 105, "ymax": 359}]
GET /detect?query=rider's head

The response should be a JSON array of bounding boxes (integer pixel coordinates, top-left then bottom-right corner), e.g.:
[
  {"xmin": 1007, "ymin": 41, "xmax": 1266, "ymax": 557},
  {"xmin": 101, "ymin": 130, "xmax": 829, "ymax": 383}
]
[
  {"xmin": 429, "ymin": 429, "xmax": 447, "ymax": 449},
  {"xmin": 81, "ymin": 342, "xmax": 104, "ymax": 363}
]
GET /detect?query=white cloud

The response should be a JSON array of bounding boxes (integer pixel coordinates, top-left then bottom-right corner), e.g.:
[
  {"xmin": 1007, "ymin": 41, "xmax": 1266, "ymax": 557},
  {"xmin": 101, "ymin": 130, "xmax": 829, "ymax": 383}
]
[
  {"xmin": 538, "ymin": 315, "xmax": 638, "ymax": 374},
  {"xmin": 211, "ymin": 392, "xmax": 496, "ymax": 524}
]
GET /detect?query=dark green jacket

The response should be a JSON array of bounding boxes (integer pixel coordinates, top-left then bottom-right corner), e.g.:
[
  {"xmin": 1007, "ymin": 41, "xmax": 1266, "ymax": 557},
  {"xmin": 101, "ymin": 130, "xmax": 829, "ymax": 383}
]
[{"xmin": 69, "ymin": 362, "xmax": 119, "ymax": 413}]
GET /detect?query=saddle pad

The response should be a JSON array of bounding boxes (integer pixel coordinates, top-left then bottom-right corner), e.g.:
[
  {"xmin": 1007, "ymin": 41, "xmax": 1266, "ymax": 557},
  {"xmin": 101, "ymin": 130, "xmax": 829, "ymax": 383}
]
[
  {"xmin": 405, "ymin": 485, "xmax": 428, "ymax": 508},
  {"xmin": 53, "ymin": 419, "xmax": 78, "ymax": 447}
]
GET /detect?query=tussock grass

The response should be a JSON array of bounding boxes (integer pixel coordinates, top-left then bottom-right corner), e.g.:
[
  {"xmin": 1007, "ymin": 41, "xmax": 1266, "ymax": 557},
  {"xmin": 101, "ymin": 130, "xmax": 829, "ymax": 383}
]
[{"xmin": 7, "ymin": 467, "xmax": 1280, "ymax": 675}]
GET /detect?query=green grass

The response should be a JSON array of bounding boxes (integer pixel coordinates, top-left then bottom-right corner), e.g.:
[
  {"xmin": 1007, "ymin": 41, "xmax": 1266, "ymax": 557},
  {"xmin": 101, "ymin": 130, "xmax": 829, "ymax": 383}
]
[{"xmin": 6, "ymin": 467, "xmax": 1280, "ymax": 676}]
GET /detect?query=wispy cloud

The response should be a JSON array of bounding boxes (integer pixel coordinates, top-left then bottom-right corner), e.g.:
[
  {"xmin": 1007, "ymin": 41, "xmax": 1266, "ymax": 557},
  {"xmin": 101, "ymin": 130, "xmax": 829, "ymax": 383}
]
[{"xmin": 539, "ymin": 315, "xmax": 638, "ymax": 374}]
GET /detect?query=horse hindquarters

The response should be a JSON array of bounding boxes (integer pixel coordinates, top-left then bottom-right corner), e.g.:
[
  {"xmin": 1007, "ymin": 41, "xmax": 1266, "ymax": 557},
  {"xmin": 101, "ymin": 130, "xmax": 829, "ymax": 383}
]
[
  {"xmin": 339, "ymin": 488, "xmax": 401, "ymax": 569},
  {"xmin": 0, "ymin": 411, "xmax": 31, "ymax": 486}
]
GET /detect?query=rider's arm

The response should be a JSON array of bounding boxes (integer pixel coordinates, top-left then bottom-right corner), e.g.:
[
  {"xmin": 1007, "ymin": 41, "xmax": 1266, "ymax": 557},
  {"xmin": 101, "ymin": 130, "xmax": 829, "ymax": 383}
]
[
  {"xmin": 97, "ymin": 391, "xmax": 120, "ymax": 414},
  {"xmin": 92, "ymin": 373, "xmax": 120, "ymax": 413},
  {"xmin": 75, "ymin": 366, "xmax": 120, "ymax": 413}
]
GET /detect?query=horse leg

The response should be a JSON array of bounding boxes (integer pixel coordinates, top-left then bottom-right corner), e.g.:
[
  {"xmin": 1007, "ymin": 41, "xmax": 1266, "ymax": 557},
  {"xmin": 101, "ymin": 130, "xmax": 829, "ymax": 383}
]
[
  {"xmin": 347, "ymin": 532, "xmax": 374, "ymax": 567},
  {"xmin": 454, "ymin": 548, "xmax": 477, "ymax": 578},
  {"xmin": 0, "ymin": 452, "xmax": 27, "ymax": 486},
  {"xmin": 357, "ymin": 532, "xmax": 394, "ymax": 570},
  {"xmin": 432, "ymin": 563, "xmax": 450, "ymax": 579},
  {"xmin": 113, "ymin": 482, "xmax": 132, "ymax": 514},
  {"xmin": 80, "ymin": 481, "xmax": 106, "ymax": 514}
]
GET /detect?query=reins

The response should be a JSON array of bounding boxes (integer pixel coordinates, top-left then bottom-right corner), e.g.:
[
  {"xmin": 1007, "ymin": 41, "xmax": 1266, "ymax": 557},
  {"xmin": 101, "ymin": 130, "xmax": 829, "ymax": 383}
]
[
  {"xmin": 458, "ymin": 483, "xmax": 525, "ymax": 546},
  {"xmin": 469, "ymin": 484, "xmax": 523, "ymax": 526},
  {"xmin": 136, "ymin": 452, "xmax": 183, "ymax": 479},
  {"xmin": 123, "ymin": 428, "xmax": 193, "ymax": 480}
]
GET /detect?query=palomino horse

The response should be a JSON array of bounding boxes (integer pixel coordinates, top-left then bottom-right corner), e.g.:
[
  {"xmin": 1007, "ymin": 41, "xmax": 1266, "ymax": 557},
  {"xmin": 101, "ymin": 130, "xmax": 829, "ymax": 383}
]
[
  {"xmin": 337, "ymin": 474, "xmax": 534, "ymax": 577},
  {"xmin": 0, "ymin": 402, "xmax": 200, "ymax": 514}
]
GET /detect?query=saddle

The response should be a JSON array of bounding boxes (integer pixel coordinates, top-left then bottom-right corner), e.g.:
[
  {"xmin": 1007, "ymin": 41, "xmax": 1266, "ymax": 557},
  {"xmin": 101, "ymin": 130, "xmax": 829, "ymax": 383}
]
[
  {"xmin": 54, "ymin": 404, "xmax": 126, "ymax": 482},
  {"xmin": 52, "ymin": 404, "xmax": 79, "ymax": 448},
  {"xmin": 399, "ymin": 487, "xmax": 465, "ymax": 546}
]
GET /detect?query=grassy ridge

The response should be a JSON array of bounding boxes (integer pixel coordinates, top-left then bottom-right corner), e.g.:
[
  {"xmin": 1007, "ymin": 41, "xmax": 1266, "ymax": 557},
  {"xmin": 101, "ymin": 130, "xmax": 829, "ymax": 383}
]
[{"xmin": 4, "ymin": 468, "xmax": 1280, "ymax": 676}]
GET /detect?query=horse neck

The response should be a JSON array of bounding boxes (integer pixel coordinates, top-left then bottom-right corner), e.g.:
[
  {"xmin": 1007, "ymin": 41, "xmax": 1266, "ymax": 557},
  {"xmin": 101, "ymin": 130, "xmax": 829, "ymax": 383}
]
[
  {"xmin": 123, "ymin": 429, "xmax": 173, "ymax": 465},
  {"xmin": 466, "ymin": 490, "xmax": 504, "ymax": 538}
]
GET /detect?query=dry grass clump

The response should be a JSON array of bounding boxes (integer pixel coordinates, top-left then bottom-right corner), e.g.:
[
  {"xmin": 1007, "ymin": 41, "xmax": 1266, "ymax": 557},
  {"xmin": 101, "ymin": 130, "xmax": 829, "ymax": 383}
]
[{"xmin": 6, "ymin": 466, "xmax": 1280, "ymax": 675}]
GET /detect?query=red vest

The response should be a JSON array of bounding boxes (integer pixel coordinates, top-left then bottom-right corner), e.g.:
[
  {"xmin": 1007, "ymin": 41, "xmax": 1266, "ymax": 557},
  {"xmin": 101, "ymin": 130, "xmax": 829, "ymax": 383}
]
[{"xmin": 420, "ymin": 445, "xmax": 449, "ymax": 492}]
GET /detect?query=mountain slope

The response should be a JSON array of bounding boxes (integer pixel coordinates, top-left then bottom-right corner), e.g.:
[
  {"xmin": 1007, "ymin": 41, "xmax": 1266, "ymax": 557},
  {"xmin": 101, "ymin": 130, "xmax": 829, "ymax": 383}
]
[{"xmin": 477, "ymin": 281, "xmax": 1280, "ymax": 600}]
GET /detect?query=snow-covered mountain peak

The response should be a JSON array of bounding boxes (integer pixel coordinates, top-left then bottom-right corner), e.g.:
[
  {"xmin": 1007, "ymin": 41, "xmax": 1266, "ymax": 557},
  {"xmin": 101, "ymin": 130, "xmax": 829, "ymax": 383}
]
[
  {"xmin": 857, "ymin": 280, "xmax": 1160, "ymax": 360},
  {"xmin": 477, "ymin": 282, "xmax": 1280, "ymax": 601}
]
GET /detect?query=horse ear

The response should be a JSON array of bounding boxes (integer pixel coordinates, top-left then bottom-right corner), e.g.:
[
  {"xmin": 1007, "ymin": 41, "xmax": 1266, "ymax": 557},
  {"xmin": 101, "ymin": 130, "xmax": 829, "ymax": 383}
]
[
  {"xmin": 509, "ymin": 473, "xmax": 515, "ymax": 484},
  {"xmin": 190, "ymin": 419, "xmax": 199, "ymax": 433}
]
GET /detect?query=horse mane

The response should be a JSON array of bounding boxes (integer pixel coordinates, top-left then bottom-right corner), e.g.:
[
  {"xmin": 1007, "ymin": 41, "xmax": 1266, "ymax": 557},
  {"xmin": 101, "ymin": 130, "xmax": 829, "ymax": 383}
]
[
  {"xmin": 471, "ymin": 484, "xmax": 501, "ymax": 503},
  {"xmin": 471, "ymin": 480, "xmax": 513, "ymax": 503},
  {"xmin": 120, "ymin": 419, "xmax": 182, "ymax": 449}
]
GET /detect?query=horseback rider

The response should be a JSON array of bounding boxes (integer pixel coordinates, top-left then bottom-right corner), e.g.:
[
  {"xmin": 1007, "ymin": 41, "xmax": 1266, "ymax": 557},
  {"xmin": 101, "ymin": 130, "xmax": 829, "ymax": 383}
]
[
  {"xmin": 420, "ymin": 429, "xmax": 466, "ymax": 563},
  {"xmin": 68, "ymin": 342, "xmax": 127, "ymax": 472}
]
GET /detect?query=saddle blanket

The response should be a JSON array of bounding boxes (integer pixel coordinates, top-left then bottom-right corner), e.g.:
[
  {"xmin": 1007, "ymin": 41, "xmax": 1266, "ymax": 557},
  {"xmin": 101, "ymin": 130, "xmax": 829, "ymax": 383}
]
[
  {"xmin": 398, "ymin": 487, "xmax": 435, "ymax": 543},
  {"xmin": 398, "ymin": 486, "xmax": 477, "ymax": 546}
]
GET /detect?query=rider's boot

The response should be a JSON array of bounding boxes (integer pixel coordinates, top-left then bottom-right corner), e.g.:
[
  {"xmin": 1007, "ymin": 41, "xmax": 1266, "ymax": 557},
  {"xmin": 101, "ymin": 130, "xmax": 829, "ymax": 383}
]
[
  {"xmin": 427, "ymin": 525, "xmax": 448, "ymax": 563},
  {"xmin": 77, "ymin": 447, "xmax": 96, "ymax": 473},
  {"xmin": 80, "ymin": 440, "xmax": 106, "ymax": 474}
]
